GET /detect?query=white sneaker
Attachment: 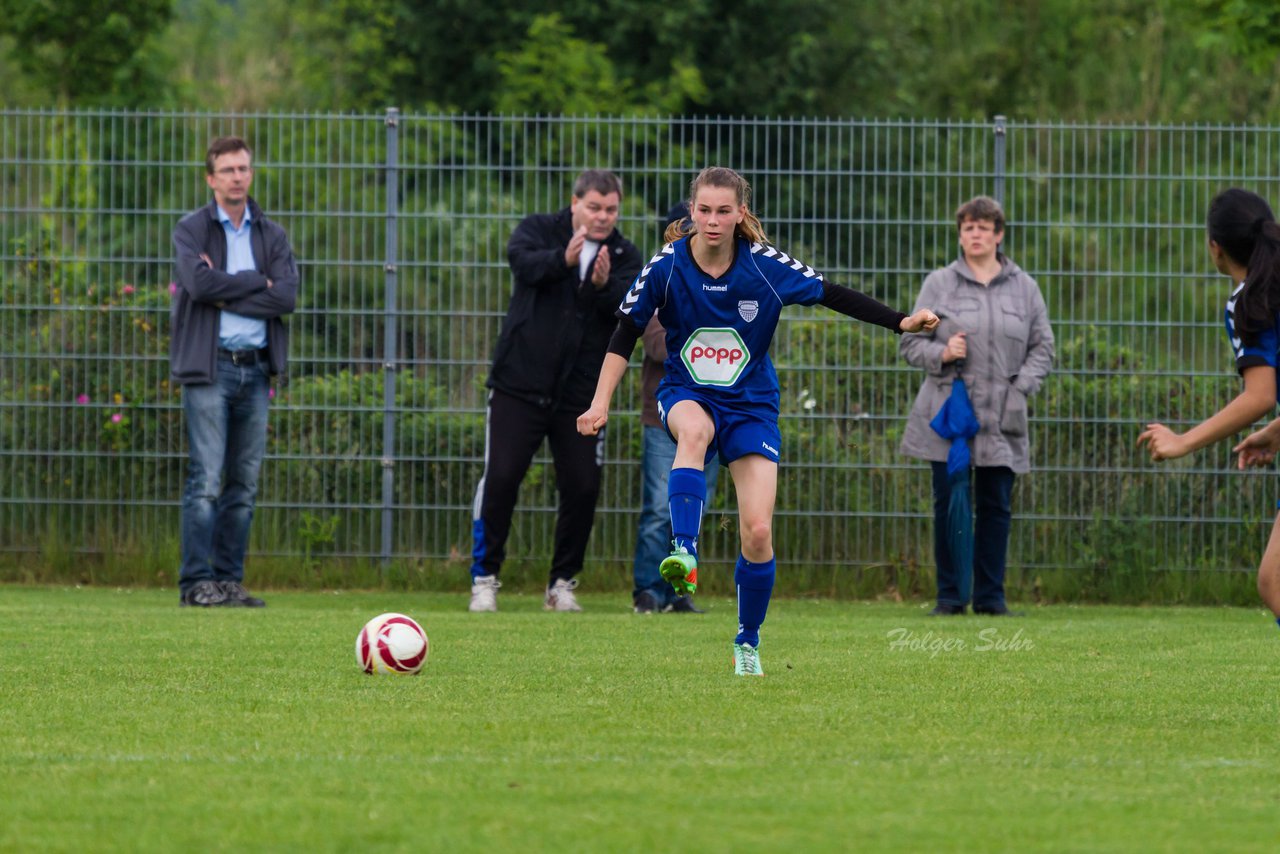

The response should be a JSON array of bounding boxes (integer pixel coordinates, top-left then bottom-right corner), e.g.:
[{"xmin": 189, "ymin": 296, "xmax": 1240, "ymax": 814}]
[
  {"xmin": 469, "ymin": 574, "xmax": 500, "ymax": 612},
  {"xmin": 733, "ymin": 642, "xmax": 764, "ymax": 676},
  {"xmin": 544, "ymin": 577, "xmax": 582, "ymax": 612}
]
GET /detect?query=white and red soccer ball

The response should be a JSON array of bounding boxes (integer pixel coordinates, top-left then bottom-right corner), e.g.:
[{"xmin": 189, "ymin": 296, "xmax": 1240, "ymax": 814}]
[{"xmin": 355, "ymin": 613, "xmax": 429, "ymax": 675}]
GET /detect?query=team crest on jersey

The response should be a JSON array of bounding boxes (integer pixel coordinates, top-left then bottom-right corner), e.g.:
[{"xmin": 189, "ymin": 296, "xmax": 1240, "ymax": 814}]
[
  {"xmin": 681, "ymin": 327, "xmax": 751, "ymax": 387},
  {"xmin": 738, "ymin": 300, "xmax": 758, "ymax": 322}
]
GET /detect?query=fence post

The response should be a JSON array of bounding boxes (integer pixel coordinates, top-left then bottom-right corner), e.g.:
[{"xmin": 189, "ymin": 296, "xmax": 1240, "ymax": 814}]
[
  {"xmin": 380, "ymin": 107, "xmax": 400, "ymax": 567},
  {"xmin": 993, "ymin": 114, "xmax": 1007, "ymax": 205}
]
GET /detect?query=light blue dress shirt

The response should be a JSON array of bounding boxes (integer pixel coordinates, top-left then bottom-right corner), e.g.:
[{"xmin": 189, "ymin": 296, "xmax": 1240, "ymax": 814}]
[{"xmin": 216, "ymin": 204, "xmax": 267, "ymax": 350}]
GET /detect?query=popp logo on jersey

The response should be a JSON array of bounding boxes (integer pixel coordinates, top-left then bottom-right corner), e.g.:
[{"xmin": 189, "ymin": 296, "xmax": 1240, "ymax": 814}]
[{"xmin": 681, "ymin": 327, "xmax": 751, "ymax": 386}]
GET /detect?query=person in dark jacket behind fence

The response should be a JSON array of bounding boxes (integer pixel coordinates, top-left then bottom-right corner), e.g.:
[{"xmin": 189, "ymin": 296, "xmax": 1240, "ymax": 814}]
[
  {"xmin": 171, "ymin": 136, "xmax": 298, "ymax": 608},
  {"xmin": 468, "ymin": 170, "xmax": 644, "ymax": 613}
]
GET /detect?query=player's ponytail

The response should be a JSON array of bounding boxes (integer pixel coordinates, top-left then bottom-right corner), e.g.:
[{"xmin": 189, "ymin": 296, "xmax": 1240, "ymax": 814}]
[
  {"xmin": 738, "ymin": 208, "xmax": 768, "ymax": 245},
  {"xmin": 1247, "ymin": 219, "xmax": 1280, "ymax": 332},
  {"xmin": 1210, "ymin": 188, "xmax": 1280, "ymax": 343},
  {"xmin": 663, "ymin": 216, "xmax": 691, "ymax": 244}
]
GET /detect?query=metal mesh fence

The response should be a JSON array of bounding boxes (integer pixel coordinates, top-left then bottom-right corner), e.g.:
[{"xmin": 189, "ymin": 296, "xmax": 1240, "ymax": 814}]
[{"xmin": 1, "ymin": 108, "xmax": 1275, "ymax": 579}]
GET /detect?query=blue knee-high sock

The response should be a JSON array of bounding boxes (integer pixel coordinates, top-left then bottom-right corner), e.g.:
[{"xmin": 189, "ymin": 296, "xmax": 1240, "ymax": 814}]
[
  {"xmin": 668, "ymin": 467, "xmax": 706, "ymax": 558},
  {"xmin": 735, "ymin": 554, "xmax": 776, "ymax": 648}
]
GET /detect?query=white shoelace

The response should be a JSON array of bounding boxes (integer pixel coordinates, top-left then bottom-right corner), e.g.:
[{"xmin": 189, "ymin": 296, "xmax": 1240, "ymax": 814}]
[
  {"xmin": 549, "ymin": 578, "xmax": 579, "ymax": 610},
  {"xmin": 471, "ymin": 576, "xmax": 500, "ymax": 610}
]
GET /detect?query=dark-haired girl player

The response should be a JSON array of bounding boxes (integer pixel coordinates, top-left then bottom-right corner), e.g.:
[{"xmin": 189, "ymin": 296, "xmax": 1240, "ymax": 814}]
[{"xmin": 1139, "ymin": 187, "xmax": 1280, "ymax": 626}]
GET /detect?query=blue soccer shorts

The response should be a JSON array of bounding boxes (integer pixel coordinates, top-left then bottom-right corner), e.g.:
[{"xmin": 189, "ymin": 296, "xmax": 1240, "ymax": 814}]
[{"xmin": 656, "ymin": 385, "xmax": 780, "ymax": 467}]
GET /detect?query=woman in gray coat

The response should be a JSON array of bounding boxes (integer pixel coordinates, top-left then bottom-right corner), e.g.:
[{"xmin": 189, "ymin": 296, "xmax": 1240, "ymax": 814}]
[{"xmin": 899, "ymin": 196, "xmax": 1055, "ymax": 615}]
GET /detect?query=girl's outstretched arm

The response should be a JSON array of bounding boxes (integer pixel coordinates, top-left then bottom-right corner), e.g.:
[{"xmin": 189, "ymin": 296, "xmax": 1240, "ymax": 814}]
[
  {"xmin": 1138, "ymin": 364, "xmax": 1277, "ymax": 461},
  {"xmin": 820, "ymin": 281, "xmax": 937, "ymax": 332}
]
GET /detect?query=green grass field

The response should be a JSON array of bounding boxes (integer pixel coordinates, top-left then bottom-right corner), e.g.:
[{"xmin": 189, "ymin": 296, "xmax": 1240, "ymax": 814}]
[{"xmin": 2, "ymin": 586, "xmax": 1277, "ymax": 852}]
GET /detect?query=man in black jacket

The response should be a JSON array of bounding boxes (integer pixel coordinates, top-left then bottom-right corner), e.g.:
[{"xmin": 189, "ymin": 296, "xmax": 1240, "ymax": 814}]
[
  {"xmin": 171, "ymin": 136, "xmax": 298, "ymax": 607},
  {"xmin": 469, "ymin": 170, "xmax": 643, "ymax": 612}
]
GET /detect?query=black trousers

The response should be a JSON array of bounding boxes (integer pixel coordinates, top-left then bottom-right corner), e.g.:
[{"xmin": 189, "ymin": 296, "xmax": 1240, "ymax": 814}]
[
  {"xmin": 469, "ymin": 389, "xmax": 605, "ymax": 582},
  {"xmin": 930, "ymin": 462, "xmax": 1016, "ymax": 609}
]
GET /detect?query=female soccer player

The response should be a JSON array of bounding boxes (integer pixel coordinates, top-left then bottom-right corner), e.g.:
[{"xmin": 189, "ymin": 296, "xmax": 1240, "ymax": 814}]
[
  {"xmin": 1138, "ymin": 188, "xmax": 1280, "ymax": 627},
  {"xmin": 577, "ymin": 167, "xmax": 938, "ymax": 675}
]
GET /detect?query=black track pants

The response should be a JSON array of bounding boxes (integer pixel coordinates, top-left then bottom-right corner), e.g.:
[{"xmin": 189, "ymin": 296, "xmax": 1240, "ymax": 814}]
[{"xmin": 469, "ymin": 390, "xmax": 605, "ymax": 582}]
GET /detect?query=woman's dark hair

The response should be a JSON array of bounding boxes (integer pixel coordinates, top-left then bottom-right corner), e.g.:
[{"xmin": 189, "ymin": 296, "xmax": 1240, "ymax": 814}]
[
  {"xmin": 955, "ymin": 195, "xmax": 1005, "ymax": 233},
  {"xmin": 1209, "ymin": 188, "xmax": 1280, "ymax": 342}
]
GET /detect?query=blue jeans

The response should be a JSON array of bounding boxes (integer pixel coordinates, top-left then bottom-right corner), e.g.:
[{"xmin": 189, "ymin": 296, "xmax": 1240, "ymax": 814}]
[
  {"xmin": 930, "ymin": 462, "xmax": 1015, "ymax": 610},
  {"xmin": 179, "ymin": 357, "xmax": 270, "ymax": 593},
  {"xmin": 632, "ymin": 425, "xmax": 719, "ymax": 607}
]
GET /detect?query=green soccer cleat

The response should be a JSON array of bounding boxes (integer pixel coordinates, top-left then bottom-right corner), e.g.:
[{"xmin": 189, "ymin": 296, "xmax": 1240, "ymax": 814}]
[
  {"xmin": 659, "ymin": 547, "xmax": 699, "ymax": 596},
  {"xmin": 733, "ymin": 642, "xmax": 764, "ymax": 676}
]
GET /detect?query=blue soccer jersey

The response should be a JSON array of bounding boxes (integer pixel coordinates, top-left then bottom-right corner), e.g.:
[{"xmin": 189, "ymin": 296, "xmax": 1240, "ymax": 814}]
[
  {"xmin": 1224, "ymin": 281, "xmax": 1280, "ymax": 392},
  {"xmin": 618, "ymin": 236, "xmax": 825, "ymax": 413}
]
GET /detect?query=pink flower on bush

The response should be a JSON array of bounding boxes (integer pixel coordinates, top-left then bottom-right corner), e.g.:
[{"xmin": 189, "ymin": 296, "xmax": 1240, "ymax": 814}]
[
  {"xmin": 122, "ymin": 285, "xmax": 135, "ymax": 295},
  {"xmin": 169, "ymin": 282, "xmax": 177, "ymax": 295},
  {"xmin": 268, "ymin": 387, "xmax": 276, "ymax": 399},
  {"xmin": 76, "ymin": 394, "xmax": 89, "ymax": 405},
  {"xmin": 111, "ymin": 413, "xmax": 123, "ymax": 423}
]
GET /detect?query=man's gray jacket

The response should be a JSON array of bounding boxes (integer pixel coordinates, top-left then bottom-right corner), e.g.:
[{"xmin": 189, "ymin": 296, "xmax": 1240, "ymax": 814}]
[{"xmin": 170, "ymin": 197, "xmax": 298, "ymax": 384}]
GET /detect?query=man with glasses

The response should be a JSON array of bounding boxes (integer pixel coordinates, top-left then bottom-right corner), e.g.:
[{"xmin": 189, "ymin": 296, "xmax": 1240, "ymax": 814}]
[{"xmin": 171, "ymin": 136, "xmax": 298, "ymax": 607}]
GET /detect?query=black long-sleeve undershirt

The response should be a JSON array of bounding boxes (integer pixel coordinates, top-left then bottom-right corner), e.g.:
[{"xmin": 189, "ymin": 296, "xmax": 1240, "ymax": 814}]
[
  {"xmin": 607, "ymin": 319, "xmax": 644, "ymax": 359},
  {"xmin": 606, "ymin": 280, "xmax": 907, "ymax": 359},
  {"xmin": 819, "ymin": 281, "xmax": 907, "ymax": 331}
]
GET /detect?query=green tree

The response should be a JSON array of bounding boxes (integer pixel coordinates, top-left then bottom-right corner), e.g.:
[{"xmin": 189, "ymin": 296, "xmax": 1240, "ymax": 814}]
[
  {"xmin": 0, "ymin": 0, "xmax": 172, "ymax": 104},
  {"xmin": 483, "ymin": 0, "xmax": 843, "ymax": 116},
  {"xmin": 14, "ymin": 0, "xmax": 1280, "ymax": 121},
  {"xmin": 493, "ymin": 14, "xmax": 704, "ymax": 115},
  {"xmin": 282, "ymin": 0, "xmax": 839, "ymax": 115},
  {"xmin": 155, "ymin": 0, "xmax": 305, "ymax": 110},
  {"xmin": 1197, "ymin": 0, "xmax": 1280, "ymax": 73},
  {"xmin": 494, "ymin": 14, "xmax": 622, "ymax": 114},
  {"xmin": 287, "ymin": 0, "xmax": 416, "ymax": 110},
  {"xmin": 1194, "ymin": 0, "xmax": 1280, "ymax": 118},
  {"xmin": 823, "ymin": 0, "xmax": 1278, "ymax": 122}
]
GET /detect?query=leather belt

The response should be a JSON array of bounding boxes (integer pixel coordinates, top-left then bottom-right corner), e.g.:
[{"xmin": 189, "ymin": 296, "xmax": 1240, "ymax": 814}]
[{"xmin": 218, "ymin": 347, "xmax": 269, "ymax": 366}]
